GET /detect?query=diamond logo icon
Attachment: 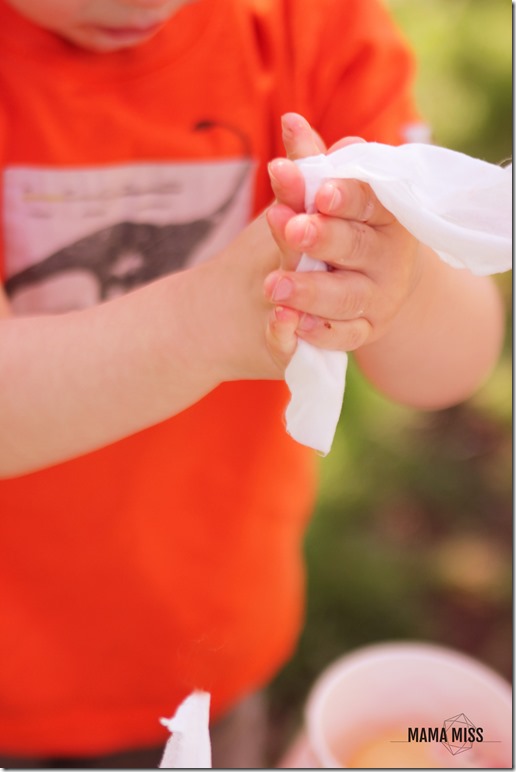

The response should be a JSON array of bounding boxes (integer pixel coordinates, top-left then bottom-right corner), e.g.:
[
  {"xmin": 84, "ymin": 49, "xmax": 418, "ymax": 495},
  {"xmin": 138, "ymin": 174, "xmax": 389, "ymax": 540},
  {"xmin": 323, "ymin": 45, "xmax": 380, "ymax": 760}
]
[{"xmin": 441, "ymin": 713, "xmax": 476, "ymax": 755}]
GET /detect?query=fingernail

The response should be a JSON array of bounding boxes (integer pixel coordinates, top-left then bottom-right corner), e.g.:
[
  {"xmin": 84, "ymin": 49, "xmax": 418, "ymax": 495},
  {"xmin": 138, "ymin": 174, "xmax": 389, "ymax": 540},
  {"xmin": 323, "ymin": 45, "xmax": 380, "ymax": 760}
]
[
  {"xmin": 299, "ymin": 218, "xmax": 316, "ymax": 248},
  {"xmin": 274, "ymin": 305, "xmax": 287, "ymax": 322},
  {"xmin": 321, "ymin": 182, "xmax": 342, "ymax": 212},
  {"xmin": 281, "ymin": 115, "xmax": 294, "ymax": 141},
  {"xmin": 274, "ymin": 305, "xmax": 297, "ymax": 325},
  {"xmin": 298, "ymin": 313, "xmax": 317, "ymax": 332},
  {"xmin": 272, "ymin": 276, "xmax": 293, "ymax": 301},
  {"xmin": 289, "ymin": 215, "xmax": 316, "ymax": 248},
  {"xmin": 267, "ymin": 159, "xmax": 286, "ymax": 184}
]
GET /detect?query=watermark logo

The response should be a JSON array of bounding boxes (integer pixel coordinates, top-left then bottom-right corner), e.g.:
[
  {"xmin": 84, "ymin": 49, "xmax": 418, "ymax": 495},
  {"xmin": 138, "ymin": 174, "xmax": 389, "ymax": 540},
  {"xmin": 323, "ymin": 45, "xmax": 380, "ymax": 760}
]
[
  {"xmin": 395, "ymin": 713, "xmax": 501, "ymax": 758},
  {"xmin": 441, "ymin": 712, "xmax": 478, "ymax": 756}
]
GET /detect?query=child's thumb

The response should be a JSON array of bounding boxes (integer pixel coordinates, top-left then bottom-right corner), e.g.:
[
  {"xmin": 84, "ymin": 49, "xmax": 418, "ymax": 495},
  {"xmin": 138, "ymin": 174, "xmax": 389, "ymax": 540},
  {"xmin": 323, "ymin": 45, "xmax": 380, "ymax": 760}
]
[{"xmin": 281, "ymin": 113, "xmax": 326, "ymax": 160}]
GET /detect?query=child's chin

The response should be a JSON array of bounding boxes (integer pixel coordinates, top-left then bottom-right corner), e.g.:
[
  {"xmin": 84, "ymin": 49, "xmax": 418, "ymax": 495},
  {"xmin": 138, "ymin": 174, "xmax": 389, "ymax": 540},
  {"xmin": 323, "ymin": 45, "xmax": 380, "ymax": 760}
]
[{"xmin": 64, "ymin": 24, "xmax": 162, "ymax": 53}]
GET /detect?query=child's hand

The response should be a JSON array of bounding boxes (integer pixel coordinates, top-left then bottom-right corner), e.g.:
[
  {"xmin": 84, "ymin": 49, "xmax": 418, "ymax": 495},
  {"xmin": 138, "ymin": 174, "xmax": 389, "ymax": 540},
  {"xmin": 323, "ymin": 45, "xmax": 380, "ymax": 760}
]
[{"xmin": 264, "ymin": 113, "xmax": 423, "ymax": 357}]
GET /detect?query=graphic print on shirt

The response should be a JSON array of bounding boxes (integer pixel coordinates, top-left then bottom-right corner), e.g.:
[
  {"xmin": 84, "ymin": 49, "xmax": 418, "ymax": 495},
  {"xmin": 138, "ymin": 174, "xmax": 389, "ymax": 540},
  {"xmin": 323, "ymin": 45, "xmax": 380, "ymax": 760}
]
[{"xmin": 3, "ymin": 156, "xmax": 255, "ymax": 315}]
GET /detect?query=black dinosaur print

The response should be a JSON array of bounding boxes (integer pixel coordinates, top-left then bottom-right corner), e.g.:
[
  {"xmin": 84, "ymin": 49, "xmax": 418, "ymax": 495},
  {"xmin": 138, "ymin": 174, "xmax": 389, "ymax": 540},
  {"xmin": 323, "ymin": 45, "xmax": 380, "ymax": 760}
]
[{"xmin": 6, "ymin": 121, "xmax": 252, "ymax": 303}]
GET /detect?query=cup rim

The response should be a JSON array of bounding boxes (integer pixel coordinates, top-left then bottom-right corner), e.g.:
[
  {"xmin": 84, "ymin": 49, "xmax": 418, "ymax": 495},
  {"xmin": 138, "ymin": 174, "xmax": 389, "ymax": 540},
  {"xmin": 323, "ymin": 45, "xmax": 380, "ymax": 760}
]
[{"xmin": 305, "ymin": 640, "xmax": 512, "ymax": 768}]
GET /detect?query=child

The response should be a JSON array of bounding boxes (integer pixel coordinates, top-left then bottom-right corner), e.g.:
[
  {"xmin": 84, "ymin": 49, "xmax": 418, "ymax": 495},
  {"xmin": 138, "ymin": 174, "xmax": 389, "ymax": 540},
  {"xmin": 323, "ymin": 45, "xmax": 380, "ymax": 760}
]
[{"xmin": 0, "ymin": 0, "xmax": 504, "ymax": 767}]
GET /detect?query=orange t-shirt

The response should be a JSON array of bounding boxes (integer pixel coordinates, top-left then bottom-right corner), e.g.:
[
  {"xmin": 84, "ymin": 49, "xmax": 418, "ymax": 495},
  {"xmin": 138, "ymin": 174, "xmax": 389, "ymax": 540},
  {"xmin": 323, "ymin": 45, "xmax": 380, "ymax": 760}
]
[{"xmin": 0, "ymin": 0, "xmax": 421, "ymax": 756}]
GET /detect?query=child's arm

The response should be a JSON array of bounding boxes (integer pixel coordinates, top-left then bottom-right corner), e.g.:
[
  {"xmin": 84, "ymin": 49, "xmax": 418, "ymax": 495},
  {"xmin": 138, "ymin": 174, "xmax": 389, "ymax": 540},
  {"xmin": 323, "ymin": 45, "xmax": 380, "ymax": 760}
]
[
  {"xmin": 0, "ymin": 214, "xmax": 282, "ymax": 478},
  {"xmin": 264, "ymin": 114, "xmax": 505, "ymax": 408}
]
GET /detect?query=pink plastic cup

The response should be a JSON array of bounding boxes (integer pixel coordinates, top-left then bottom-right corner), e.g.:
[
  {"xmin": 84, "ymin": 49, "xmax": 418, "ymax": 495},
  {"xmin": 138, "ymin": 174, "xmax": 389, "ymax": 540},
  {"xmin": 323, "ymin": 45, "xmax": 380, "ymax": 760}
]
[{"xmin": 280, "ymin": 642, "xmax": 512, "ymax": 768}]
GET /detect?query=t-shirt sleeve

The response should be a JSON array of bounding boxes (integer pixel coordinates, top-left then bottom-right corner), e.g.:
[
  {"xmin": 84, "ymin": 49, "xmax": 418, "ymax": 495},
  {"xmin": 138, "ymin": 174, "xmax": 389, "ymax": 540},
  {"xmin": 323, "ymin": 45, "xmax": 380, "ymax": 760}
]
[{"xmin": 288, "ymin": 0, "xmax": 429, "ymax": 147}]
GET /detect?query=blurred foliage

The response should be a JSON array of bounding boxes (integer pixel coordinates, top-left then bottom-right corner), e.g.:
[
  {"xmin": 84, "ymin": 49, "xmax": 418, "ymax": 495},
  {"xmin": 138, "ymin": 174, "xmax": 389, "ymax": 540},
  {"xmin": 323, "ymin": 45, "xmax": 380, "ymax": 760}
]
[
  {"xmin": 390, "ymin": 0, "xmax": 512, "ymax": 163},
  {"xmin": 267, "ymin": 0, "xmax": 512, "ymax": 762}
]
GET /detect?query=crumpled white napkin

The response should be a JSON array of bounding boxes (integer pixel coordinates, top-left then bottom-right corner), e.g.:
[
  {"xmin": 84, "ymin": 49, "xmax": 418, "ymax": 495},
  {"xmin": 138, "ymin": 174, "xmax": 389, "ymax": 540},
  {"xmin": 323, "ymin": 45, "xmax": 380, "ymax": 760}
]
[
  {"xmin": 284, "ymin": 142, "xmax": 512, "ymax": 455},
  {"xmin": 159, "ymin": 690, "xmax": 211, "ymax": 768}
]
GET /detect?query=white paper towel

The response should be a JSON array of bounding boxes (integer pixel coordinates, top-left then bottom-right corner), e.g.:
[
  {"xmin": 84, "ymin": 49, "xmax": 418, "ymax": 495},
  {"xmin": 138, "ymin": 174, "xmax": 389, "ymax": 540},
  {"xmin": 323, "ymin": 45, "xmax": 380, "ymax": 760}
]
[
  {"xmin": 159, "ymin": 690, "xmax": 211, "ymax": 768},
  {"xmin": 284, "ymin": 142, "xmax": 512, "ymax": 455}
]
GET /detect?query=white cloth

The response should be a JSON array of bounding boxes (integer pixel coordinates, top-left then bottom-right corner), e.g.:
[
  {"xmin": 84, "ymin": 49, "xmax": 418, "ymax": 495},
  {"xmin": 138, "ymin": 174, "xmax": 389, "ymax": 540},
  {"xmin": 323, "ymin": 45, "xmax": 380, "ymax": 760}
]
[
  {"xmin": 284, "ymin": 142, "xmax": 512, "ymax": 455},
  {"xmin": 159, "ymin": 690, "xmax": 212, "ymax": 768}
]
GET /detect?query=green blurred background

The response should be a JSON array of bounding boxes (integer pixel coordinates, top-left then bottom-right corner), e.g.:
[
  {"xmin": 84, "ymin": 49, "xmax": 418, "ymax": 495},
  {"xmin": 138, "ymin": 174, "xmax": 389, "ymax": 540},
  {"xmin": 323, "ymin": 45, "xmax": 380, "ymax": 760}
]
[{"xmin": 267, "ymin": 0, "xmax": 512, "ymax": 762}]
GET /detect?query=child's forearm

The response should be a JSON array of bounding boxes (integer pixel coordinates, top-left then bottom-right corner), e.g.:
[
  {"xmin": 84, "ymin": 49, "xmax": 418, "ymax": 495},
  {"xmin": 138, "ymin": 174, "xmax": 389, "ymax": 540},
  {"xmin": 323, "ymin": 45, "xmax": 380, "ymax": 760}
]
[
  {"xmin": 354, "ymin": 244, "xmax": 505, "ymax": 407},
  {"xmin": 0, "ymin": 271, "xmax": 226, "ymax": 477},
  {"xmin": 0, "ymin": 216, "xmax": 280, "ymax": 478}
]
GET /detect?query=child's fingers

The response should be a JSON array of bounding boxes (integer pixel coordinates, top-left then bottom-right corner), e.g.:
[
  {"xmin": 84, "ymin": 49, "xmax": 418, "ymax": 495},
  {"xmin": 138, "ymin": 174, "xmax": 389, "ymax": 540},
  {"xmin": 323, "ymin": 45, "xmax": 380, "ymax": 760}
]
[
  {"xmin": 295, "ymin": 313, "xmax": 372, "ymax": 352},
  {"xmin": 283, "ymin": 212, "xmax": 380, "ymax": 272},
  {"xmin": 266, "ymin": 306, "xmax": 299, "ymax": 365},
  {"xmin": 265, "ymin": 203, "xmax": 301, "ymax": 271},
  {"xmin": 268, "ymin": 158, "xmax": 306, "ymax": 213},
  {"xmin": 263, "ymin": 268, "xmax": 373, "ymax": 324},
  {"xmin": 327, "ymin": 136, "xmax": 367, "ymax": 153},
  {"xmin": 314, "ymin": 178, "xmax": 394, "ymax": 228},
  {"xmin": 267, "ymin": 301, "xmax": 372, "ymax": 357},
  {"xmin": 281, "ymin": 113, "xmax": 326, "ymax": 160}
]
